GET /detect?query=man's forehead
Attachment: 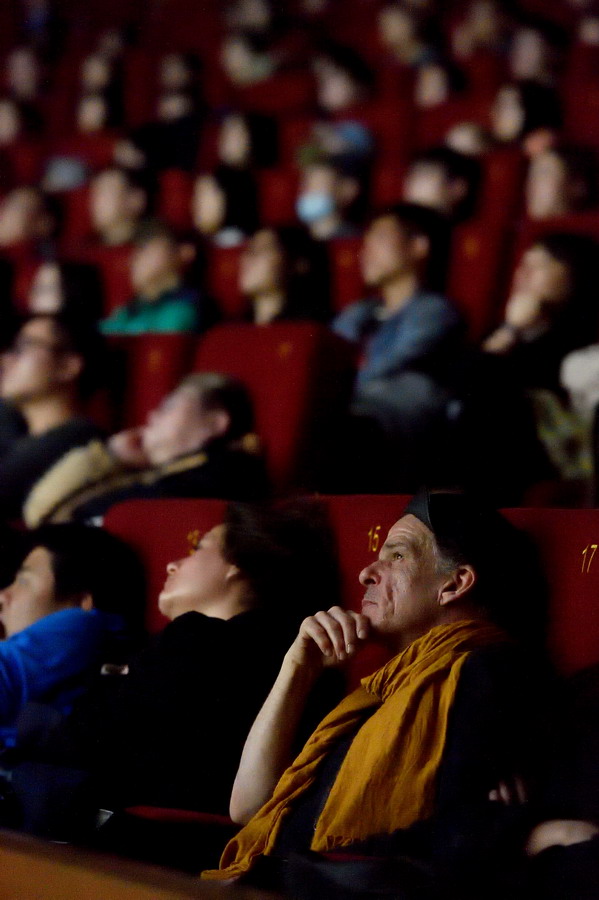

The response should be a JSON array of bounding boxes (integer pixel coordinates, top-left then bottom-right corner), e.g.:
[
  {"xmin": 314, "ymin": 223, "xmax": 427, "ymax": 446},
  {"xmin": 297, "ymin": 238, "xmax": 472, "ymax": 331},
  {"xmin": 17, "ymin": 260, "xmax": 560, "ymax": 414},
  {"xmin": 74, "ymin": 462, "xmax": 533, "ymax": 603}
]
[{"xmin": 384, "ymin": 514, "xmax": 434, "ymax": 547}]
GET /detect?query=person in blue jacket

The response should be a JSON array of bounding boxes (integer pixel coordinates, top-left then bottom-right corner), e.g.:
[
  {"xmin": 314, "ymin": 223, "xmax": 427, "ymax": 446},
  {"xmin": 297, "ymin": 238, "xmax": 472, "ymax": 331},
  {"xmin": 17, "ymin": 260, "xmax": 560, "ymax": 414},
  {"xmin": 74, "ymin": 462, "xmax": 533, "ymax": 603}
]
[{"xmin": 0, "ymin": 524, "xmax": 143, "ymax": 745}]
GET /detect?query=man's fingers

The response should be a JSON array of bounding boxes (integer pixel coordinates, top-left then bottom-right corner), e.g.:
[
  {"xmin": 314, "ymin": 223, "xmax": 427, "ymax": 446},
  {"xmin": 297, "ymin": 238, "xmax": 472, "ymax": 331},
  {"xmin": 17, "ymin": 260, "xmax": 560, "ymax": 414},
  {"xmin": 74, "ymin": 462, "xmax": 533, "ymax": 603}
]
[{"xmin": 299, "ymin": 609, "xmax": 370, "ymax": 663}]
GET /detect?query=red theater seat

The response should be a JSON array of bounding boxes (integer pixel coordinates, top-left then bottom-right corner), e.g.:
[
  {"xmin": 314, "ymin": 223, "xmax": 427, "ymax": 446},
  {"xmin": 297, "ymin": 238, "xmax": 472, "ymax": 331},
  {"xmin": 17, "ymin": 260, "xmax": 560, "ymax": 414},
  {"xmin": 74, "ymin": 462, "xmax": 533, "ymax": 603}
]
[
  {"xmin": 328, "ymin": 235, "xmax": 363, "ymax": 313},
  {"xmin": 204, "ymin": 244, "xmax": 245, "ymax": 319},
  {"xmin": 193, "ymin": 322, "xmax": 356, "ymax": 490},
  {"xmin": 107, "ymin": 333, "xmax": 197, "ymax": 429},
  {"xmin": 157, "ymin": 169, "xmax": 193, "ymax": 231},
  {"xmin": 257, "ymin": 168, "xmax": 298, "ymax": 226},
  {"xmin": 104, "ymin": 497, "xmax": 226, "ymax": 633},
  {"xmin": 86, "ymin": 244, "xmax": 133, "ymax": 315}
]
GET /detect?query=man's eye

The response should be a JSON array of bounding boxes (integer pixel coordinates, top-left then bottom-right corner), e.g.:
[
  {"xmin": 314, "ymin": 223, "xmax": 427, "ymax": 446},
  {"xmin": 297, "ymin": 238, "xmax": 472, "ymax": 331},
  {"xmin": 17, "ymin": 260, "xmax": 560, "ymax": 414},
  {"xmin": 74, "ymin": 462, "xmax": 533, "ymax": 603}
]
[{"xmin": 392, "ymin": 552, "xmax": 403, "ymax": 560}]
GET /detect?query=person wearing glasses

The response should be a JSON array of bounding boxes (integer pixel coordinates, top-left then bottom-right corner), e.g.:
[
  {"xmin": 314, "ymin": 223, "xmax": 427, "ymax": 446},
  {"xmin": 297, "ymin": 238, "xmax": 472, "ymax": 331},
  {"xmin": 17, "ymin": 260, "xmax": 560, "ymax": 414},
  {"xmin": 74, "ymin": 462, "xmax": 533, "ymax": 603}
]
[{"xmin": 0, "ymin": 312, "xmax": 104, "ymax": 520}]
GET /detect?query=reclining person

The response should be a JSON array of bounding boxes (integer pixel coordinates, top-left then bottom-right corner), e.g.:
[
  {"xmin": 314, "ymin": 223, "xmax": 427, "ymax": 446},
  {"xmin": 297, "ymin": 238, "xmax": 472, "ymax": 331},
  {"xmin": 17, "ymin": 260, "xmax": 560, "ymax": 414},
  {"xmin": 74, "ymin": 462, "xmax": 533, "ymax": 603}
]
[
  {"xmin": 7, "ymin": 501, "xmax": 342, "ymax": 867},
  {"xmin": 203, "ymin": 490, "xmax": 546, "ymax": 896},
  {"xmin": 0, "ymin": 524, "xmax": 142, "ymax": 747},
  {"xmin": 24, "ymin": 372, "xmax": 269, "ymax": 525}
]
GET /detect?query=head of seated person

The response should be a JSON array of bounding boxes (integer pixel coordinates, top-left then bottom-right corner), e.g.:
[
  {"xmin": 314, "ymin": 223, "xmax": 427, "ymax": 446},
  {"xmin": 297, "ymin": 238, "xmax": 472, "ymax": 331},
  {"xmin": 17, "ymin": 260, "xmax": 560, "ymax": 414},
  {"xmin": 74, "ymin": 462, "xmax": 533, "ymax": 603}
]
[
  {"xmin": 413, "ymin": 58, "xmax": 468, "ymax": 110},
  {"xmin": 239, "ymin": 225, "xmax": 330, "ymax": 324},
  {"xmin": 76, "ymin": 90, "xmax": 122, "ymax": 135},
  {"xmin": 376, "ymin": 3, "xmax": 436, "ymax": 66},
  {"xmin": 313, "ymin": 42, "xmax": 374, "ymax": 115},
  {"xmin": 360, "ymin": 202, "xmax": 449, "ymax": 309},
  {"xmin": 220, "ymin": 30, "xmax": 277, "ymax": 87},
  {"xmin": 359, "ymin": 489, "xmax": 545, "ymax": 653},
  {"xmin": 296, "ymin": 156, "xmax": 365, "ymax": 241},
  {"xmin": 483, "ymin": 232, "xmax": 599, "ymax": 354},
  {"xmin": 524, "ymin": 145, "xmax": 598, "ymax": 221},
  {"xmin": 127, "ymin": 220, "xmax": 191, "ymax": 304},
  {"xmin": 155, "ymin": 89, "xmax": 199, "ymax": 124},
  {"xmin": 508, "ymin": 16, "xmax": 566, "ymax": 86},
  {"xmin": 0, "ymin": 523, "xmax": 144, "ymax": 655},
  {"xmin": 0, "ymin": 313, "xmax": 105, "ymax": 432},
  {"xmin": 112, "ymin": 372, "xmax": 256, "ymax": 469},
  {"xmin": 89, "ymin": 166, "xmax": 151, "ymax": 246},
  {"xmin": 403, "ymin": 147, "xmax": 481, "ymax": 222},
  {"xmin": 0, "ymin": 95, "xmax": 41, "ymax": 147},
  {"xmin": 451, "ymin": 0, "xmax": 510, "ymax": 59},
  {"xmin": 226, "ymin": 0, "xmax": 278, "ymax": 35},
  {"xmin": 217, "ymin": 110, "xmax": 279, "ymax": 170},
  {"xmin": 191, "ymin": 165, "xmax": 259, "ymax": 248},
  {"xmin": 0, "ymin": 186, "xmax": 57, "ymax": 252},
  {"xmin": 6, "ymin": 46, "xmax": 42, "ymax": 102},
  {"xmin": 158, "ymin": 51, "xmax": 201, "ymax": 94},
  {"xmin": 490, "ymin": 79, "xmax": 562, "ymax": 156},
  {"xmin": 444, "ymin": 121, "xmax": 492, "ymax": 158},
  {"xmin": 27, "ymin": 261, "xmax": 104, "ymax": 323},
  {"xmin": 158, "ymin": 498, "xmax": 340, "ymax": 628}
]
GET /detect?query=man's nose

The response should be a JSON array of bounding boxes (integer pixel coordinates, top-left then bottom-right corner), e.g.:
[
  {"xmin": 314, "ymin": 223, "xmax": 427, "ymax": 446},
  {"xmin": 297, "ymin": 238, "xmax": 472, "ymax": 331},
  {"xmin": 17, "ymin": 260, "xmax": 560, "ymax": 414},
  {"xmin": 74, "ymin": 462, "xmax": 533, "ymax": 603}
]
[
  {"xmin": 166, "ymin": 560, "xmax": 180, "ymax": 575},
  {"xmin": 359, "ymin": 561, "xmax": 380, "ymax": 586}
]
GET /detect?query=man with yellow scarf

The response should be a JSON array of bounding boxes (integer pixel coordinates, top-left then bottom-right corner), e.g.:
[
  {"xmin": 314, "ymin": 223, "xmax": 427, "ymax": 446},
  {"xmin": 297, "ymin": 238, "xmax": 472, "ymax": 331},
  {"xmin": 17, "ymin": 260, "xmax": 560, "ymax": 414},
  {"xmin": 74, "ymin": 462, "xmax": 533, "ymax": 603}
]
[{"xmin": 203, "ymin": 489, "xmax": 545, "ymax": 898}]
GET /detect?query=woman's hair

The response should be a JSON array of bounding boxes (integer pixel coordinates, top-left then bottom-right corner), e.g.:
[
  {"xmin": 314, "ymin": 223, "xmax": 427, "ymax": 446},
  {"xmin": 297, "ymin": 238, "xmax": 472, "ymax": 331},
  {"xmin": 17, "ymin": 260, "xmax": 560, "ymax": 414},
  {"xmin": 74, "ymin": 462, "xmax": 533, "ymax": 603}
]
[
  {"xmin": 212, "ymin": 164, "xmax": 259, "ymax": 235},
  {"xmin": 536, "ymin": 231, "xmax": 599, "ymax": 342},
  {"xmin": 262, "ymin": 225, "xmax": 331, "ymax": 321},
  {"xmin": 26, "ymin": 524, "xmax": 146, "ymax": 634},
  {"xmin": 222, "ymin": 499, "xmax": 341, "ymax": 626},
  {"xmin": 53, "ymin": 261, "xmax": 104, "ymax": 324}
]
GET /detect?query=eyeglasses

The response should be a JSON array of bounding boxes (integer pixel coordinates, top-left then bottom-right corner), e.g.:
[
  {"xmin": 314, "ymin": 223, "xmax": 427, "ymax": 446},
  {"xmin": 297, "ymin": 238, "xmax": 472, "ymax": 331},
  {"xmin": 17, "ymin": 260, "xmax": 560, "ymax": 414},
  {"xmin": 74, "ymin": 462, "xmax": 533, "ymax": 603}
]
[{"xmin": 7, "ymin": 337, "xmax": 67, "ymax": 356}]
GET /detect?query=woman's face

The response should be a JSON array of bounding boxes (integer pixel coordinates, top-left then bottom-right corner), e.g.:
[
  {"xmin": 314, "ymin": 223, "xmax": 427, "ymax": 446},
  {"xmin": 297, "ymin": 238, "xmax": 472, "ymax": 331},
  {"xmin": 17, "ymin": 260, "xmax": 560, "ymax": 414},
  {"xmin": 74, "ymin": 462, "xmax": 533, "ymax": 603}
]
[
  {"xmin": 158, "ymin": 524, "xmax": 238, "ymax": 620},
  {"xmin": 491, "ymin": 85, "xmax": 524, "ymax": 142},
  {"xmin": 239, "ymin": 229, "xmax": 284, "ymax": 296},
  {"xmin": 192, "ymin": 175, "xmax": 226, "ymax": 235},
  {"xmin": 218, "ymin": 114, "xmax": 252, "ymax": 168},
  {"xmin": 512, "ymin": 244, "xmax": 571, "ymax": 304},
  {"xmin": 28, "ymin": 262, "xmax": 63, "ymax": 313}
]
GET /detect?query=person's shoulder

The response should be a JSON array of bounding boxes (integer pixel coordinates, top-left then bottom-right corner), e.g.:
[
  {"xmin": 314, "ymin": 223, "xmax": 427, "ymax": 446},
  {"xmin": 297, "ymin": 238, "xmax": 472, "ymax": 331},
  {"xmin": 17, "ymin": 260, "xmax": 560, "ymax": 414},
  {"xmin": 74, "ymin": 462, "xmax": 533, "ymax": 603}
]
[{"xmin": 409, "ymin": 290, "xmax": 461, "ymax": 318}]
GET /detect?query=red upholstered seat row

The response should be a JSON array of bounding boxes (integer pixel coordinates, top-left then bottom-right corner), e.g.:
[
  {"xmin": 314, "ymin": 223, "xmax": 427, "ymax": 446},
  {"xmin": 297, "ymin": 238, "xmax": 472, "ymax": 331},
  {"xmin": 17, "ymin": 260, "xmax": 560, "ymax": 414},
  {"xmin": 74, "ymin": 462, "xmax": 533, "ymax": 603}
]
[{"xmin": 105, "ymin": 494, "xmax": 599, "ymax": 679}]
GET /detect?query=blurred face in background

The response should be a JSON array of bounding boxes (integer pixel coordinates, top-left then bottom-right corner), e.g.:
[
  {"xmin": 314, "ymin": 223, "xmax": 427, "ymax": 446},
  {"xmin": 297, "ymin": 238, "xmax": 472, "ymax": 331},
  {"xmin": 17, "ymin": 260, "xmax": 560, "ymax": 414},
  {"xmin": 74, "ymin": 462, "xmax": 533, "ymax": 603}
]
[
  {"xmin": 192, "ymin": 175, "xmax": 226, "ymax": 235},
  {"xmin": 239, "ymin": 228, "xmax": 284, "ymax": 296}
]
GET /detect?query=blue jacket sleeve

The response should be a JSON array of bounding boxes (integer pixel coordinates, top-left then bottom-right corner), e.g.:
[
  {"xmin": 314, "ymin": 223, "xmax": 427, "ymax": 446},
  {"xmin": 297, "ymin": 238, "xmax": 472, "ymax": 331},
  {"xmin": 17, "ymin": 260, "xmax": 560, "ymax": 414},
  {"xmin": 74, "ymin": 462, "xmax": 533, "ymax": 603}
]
[{"xmin": 0, "ymin": 609, "xmax": 111, "ymax": 725}]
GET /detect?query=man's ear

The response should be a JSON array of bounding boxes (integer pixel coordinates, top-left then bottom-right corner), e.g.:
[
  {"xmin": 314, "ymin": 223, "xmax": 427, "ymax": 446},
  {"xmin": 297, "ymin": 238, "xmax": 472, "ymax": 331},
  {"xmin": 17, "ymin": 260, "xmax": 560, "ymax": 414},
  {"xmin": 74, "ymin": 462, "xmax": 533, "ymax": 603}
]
[
  {"xmin": 58, "ymin": 352, "xmax": 84, "ymax": 385},
  {"xmin": 438, "ymin": 565, "xmax": 477, "ymax": 607},
  {"xmin": 208, "ymin": 409, "xmax": 231, "ymax": 439},
  {"xmin": 410, "ymin": 234, "xmax": 430, "ymax": 264},
  {"xmin": 80, "ymin": 593, "xmax": 94, "ymax": 612},
  {"xmin": 225, "ymin": 564, "xmax": 241, "ymax": 582}
]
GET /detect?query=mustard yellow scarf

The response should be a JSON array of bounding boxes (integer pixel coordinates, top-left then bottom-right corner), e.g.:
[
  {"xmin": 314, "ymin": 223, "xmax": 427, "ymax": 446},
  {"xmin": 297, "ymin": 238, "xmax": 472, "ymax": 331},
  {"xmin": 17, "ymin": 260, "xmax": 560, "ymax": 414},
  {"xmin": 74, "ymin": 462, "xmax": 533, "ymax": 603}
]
[{"xmin": 203, "ymin": 618, "xmax": 507, "ymax": 881}]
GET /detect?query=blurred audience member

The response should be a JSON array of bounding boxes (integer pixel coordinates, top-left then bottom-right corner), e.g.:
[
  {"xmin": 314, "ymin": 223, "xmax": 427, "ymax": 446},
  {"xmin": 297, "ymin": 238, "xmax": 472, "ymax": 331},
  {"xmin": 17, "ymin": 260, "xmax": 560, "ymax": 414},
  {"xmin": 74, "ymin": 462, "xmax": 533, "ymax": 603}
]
[
  {"xmin": 192, "ymin": 165, "xmax": 259, "ymax": 248},
  {"xmin": 0, "ymin": 187, "xmax": 57, "ymax": 260},
  {"xmin": 524, "ymin": 146, "xmax": 598, "ymax": 221},
  {"xmin": 376, "ymin": 3, "xmax": 438, "ymax": 67},
  {"xmin": 217, "ymin": 110, "xmax": 278, "ymax": 170},
  {"xmin": 89, "ymin": 166, "xmax": 150, "ymax": 248},
  {"xmin": 0, "ymin": 313, "xmax": 104, "ymax": 520},
  {"xmin": 403, "ymin": 146, "xmax": 481, "ymax": 222},
  {"xmin": 490, "ymin": 80, "xmax": 562, "ymax": 155},
  {"xmin": 508, "ymin": 16, "xmax": 566, "ymax": 87},
  {"xmin": 0, "ymin": 524, "xmax": 143, "ymax": 746},
  {"xmin": 26, "ymin": 261, "xmax": 103, "ymax": 323},
  {"xmin": 239, "ymin": 226, "xmax": 330, "ymax": 324},
  {"xmin": 332, "ymin": 203, "xmax": 461, "ymax": 483},
  {"xmin": 24, "ymin": 372, "xmax": 269, "ymax": 525},
  {"xmin": 100, "ymin": 221, "xmax": 213, "ymax": 335},
  {"xmin": 296, "ymin": 156, "xmax": 364, "ymax": 240}
]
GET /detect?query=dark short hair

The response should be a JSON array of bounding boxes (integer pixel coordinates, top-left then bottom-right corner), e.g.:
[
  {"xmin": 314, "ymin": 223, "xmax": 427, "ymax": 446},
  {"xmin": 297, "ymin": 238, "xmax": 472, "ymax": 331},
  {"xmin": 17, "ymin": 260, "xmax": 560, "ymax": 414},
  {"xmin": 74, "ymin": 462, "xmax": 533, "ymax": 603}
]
[
  {"xmin": 316, "ymin": 41, "xmax": 374, "ymax": 92},
  {"xmin": 178, "ymin": 372, "xmax": 254, "ymax": 441},
  {"xmin": 222, "ymin": 499, "xmax": 340, "ymax": 624},
  {"xmin": 372, "ymin": 202, "xmax": 451, "ymax": 289},
  {"xmin": 26, "ymin": 524, "xmax": 146, "ymax": 633},
  {"xmin": 20, "ymin": 312, "xmax": 106, "ymax": 399}
]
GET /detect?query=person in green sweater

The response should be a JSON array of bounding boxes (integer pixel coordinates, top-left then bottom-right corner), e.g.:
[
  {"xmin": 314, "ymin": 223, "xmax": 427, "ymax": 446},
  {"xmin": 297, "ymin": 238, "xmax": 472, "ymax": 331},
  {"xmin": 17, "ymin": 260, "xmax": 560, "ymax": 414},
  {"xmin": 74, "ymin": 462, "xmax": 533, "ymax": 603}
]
[{"xmin": 100, "ymin": 221, "xmax": 216, "ymax": 335}]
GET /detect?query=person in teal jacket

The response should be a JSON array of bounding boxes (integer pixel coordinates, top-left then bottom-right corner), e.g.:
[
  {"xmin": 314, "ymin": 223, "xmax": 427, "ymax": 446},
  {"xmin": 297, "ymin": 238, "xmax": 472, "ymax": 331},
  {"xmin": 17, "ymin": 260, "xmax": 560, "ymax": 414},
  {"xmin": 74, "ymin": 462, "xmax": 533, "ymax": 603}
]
[{"xmin": 100, "ymin": 221, "xmax": 216, "ymax": 335}]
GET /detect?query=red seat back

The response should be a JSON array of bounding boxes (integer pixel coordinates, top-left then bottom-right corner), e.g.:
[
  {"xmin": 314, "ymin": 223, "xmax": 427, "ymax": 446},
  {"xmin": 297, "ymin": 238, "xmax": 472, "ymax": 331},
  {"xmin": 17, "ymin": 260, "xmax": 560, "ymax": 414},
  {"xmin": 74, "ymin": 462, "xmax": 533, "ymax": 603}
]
[
  {"xmin": 328, "ymin": 235, "xmax": 363, "ymax": 313},
  {"xmin": 193, "ymin": 322, "xmax": 355, "ymax": 490},
  {"xmin": 204, "ymin": 244, "xmax": 245, "ymax": 320},
  {"xmin": 107, "ymin": 333, "xmax": 197, "ymax": 428}
]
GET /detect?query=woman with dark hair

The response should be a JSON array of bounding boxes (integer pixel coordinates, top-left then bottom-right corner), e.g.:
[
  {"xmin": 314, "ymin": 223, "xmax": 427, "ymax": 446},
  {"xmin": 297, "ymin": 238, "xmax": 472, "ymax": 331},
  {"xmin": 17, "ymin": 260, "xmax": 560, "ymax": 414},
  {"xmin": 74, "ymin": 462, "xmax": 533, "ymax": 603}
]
[
  {"xmin": 217, "ymin": 110, "xmax": 279, "ymax": 170},
  {"xmin": 14, "ymin": 501, "xmax": 341, "ymax": 863},
  {"xmin": 239, "ymin": 225, "xmax": 331, "ymax": 324},
  {"xmin": 191, "ymin": 164, "xmax": 259, "ymax": 248},
  {"xmin": 26, "ymin": 261, "xmax": 104, "ymax": 322},
  {"xmin": 0, "ymin": 524, "xmax": 143, "ymax": 746}
]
